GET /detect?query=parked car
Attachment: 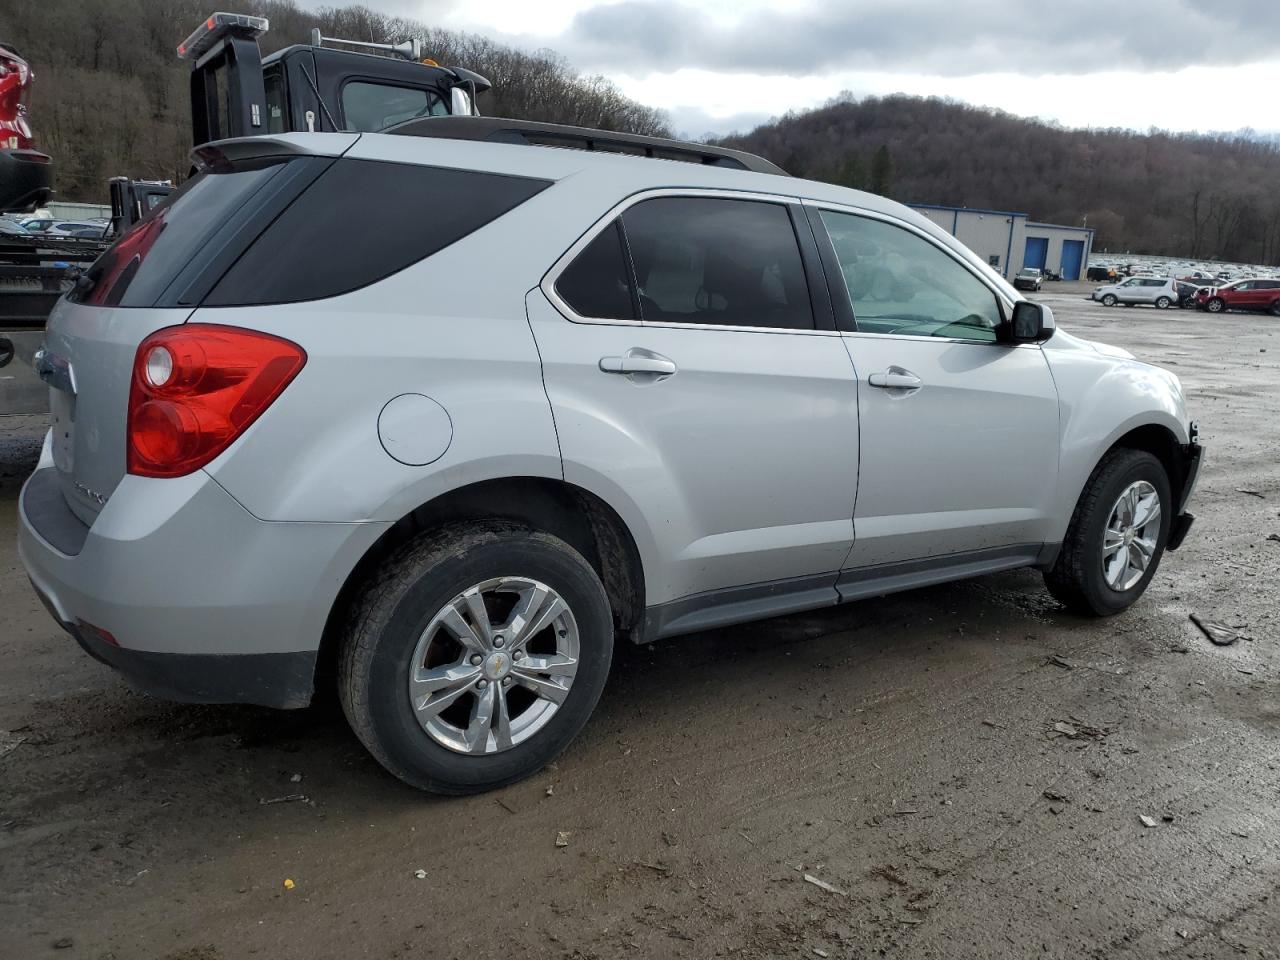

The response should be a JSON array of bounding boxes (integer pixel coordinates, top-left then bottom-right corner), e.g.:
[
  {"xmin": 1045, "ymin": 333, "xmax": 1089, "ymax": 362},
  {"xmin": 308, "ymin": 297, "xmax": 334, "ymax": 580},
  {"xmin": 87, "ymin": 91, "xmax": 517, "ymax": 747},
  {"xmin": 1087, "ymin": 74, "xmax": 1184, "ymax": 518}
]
[
  {"xmin": 1195, "ymin": 278, "xmax": 1280, "ymax": 315},
  {"xmin": 1013, "ymin": 267, "xmax": 1043, "ymax": 291},
  {"xmin": 22, "ymin": 218, "xmax": 107, "ymax": 237},
  {"xmin": 1174, "ymin": 280, "xmax": 1204, "ymax": 308},
  {"xmin": 18, "ymin": 119, "xmax": 1201, "ymax": 794},
  {"xmin": 1087, "ymin": 265, "xmax": 1117, "ymax": 282},
  {"xmin": 1092, "ymin": 276, "xmax": 1178, "ymax": 308}
]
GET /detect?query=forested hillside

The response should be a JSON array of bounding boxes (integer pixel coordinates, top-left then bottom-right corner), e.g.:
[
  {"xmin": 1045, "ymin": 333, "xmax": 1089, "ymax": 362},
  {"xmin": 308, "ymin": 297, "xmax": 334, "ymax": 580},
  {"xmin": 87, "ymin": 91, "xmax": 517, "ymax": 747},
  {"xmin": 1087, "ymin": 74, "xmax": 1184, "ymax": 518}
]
[
  {"xmin": 0, "ymin": 0, "xmax": 668, "ymax": 202},
  {"xmin": 3, "ymin": 0, "xmax": 1277, "ymax": 262},
  {"xmin": 719, "ymin": 95, "xmax": 1280, "ymax": 264}
]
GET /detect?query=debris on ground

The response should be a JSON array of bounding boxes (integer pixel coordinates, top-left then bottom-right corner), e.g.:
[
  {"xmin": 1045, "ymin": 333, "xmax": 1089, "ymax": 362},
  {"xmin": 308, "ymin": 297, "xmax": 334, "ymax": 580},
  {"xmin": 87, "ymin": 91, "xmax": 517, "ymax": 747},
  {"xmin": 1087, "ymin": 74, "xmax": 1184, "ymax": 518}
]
[
  {"xmin": 1190, "ymin": 613, "xmax": 1241, "ymax": 646},
  {"xmin": 555, "ymin": 831, "xmax": 572, "ymax": 848},
  {"xmin": 259, "ymin": 794, "xmax": 308, "ymax": 805},
  {"xmin": 0, "ymin": 732, "xmax": 27, "ymax": 759},
  {"xmin": 495, "ymin": 797, "xmax": 517, "ymax": 815},
  {"xmin": 803, "ymin": 874, "xmax": 847, "ymax": 897},
  {"xmin": 1049, "ymin": 719, "xmax": 1109, "ymax": 741},
  {"xmin": 414, "ymin": 869, "xmax": 427, "ymax": 879},
  {"xmin": 1043, "ymin": 790, "xmax": 1070, "ymax": 803},
  {"xmin": 870, "ymin": 864, "xmax": 909, "ymax": 887},
  {"xmin": 545, "ymin": 784, "xmax": 554, "ymax": 797},
  {"xmin": 1047, "ymin": 655, "xmax": 1074, "ymax": 669},
  {"xmin": 633, "ymin": 860, "xmax": 673, "ymax": 875},
  {"xmin": 814, "ymin": 949, "xmax": 830, "ymax": 957},
  {"xmin": 1236, "ymin": 488, "xmax": 1265, "ymax": 498},
  {"xmin": 52, "ymin": 937, "xmax": 73, "ymax": 950},
  {"xmin": 1139, "ymin": 815, "xmax": 1158, "ymax": 828},
  {"xmin": 290, "ymin": 773, "xmax": 302, "ymax": 783},
  {"xmin": 1267, "ymin": 533, "xmax": 1280, "ymax": 543},
  {"xmin": 283, "ymin": 878, "xmax": 296, "ymax": 890}
]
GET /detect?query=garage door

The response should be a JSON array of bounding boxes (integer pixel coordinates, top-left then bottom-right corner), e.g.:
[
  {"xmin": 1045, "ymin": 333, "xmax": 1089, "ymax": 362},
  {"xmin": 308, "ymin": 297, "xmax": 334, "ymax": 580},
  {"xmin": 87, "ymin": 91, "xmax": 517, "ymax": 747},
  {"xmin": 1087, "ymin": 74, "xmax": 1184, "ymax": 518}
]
[
  {"xmin": 1061, "ymin": 239, "xmax": 1084, "ymax": 280},
  {"xmin": 1023, "ymin": 236, "xmax": 1048, "ymax": 270}
]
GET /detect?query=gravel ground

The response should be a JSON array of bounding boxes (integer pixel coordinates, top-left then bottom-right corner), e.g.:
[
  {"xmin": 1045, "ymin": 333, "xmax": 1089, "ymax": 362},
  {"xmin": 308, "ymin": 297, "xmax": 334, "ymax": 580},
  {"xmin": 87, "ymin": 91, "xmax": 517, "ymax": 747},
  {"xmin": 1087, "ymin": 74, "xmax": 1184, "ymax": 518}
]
[{"xmin": 1, "ymin": 284, "xmax": 1276, "ymax": 959}]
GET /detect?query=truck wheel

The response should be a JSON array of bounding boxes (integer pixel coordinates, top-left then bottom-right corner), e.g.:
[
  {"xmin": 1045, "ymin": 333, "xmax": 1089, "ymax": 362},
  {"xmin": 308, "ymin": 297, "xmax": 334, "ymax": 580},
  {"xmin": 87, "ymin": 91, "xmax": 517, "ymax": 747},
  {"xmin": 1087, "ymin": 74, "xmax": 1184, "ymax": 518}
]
[
  {"xmin": 1044, "ymin": 449, "xmax": 1171, "ymax": 617},
  {"xmin": 1155, "ymin": 296, "xmax": 1171, "ymax": 309},
  {"xmin": 339, "ymin": 521, "xmax": 614, "ymax": 794},
  {"xmin": 1206, "ymin": 298, "xmax": 1225, "ymax": 313},
  {"xmin": 1101, "ymin": 294, "xmax": 1117, "ymax": 307}
]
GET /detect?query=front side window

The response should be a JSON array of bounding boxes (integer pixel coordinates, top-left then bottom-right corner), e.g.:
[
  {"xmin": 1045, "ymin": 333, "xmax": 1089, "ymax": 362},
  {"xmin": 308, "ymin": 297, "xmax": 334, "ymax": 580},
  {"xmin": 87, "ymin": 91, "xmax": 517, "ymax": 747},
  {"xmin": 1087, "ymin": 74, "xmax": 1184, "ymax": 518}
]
[
  {"xmin": 341, "ymin": 81, "xmax": 447, "ymax": 132},
  {"xmin": 818, "ymin": 210, "xmax": 1003, "ymax": 341},
  {"xmin": 622, "ymin": 197, "xmax": 814, "ymax": 330}
]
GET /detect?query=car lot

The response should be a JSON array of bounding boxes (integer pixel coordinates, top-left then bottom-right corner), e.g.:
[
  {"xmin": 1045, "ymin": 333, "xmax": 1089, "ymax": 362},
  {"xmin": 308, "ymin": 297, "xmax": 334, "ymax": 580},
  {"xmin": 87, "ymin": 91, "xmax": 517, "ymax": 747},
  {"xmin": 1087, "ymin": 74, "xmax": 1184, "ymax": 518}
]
[{"xmin": 1, "ymin": 281, "xmax": 1277, "ymax": 960}]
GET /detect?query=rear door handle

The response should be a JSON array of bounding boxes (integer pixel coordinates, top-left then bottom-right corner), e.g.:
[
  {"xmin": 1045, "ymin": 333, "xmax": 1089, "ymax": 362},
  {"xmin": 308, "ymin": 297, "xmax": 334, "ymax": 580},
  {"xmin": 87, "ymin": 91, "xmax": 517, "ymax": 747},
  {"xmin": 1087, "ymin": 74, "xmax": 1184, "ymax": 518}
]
[
  {"xmin": 867, "ymin": 370, "xmax": 922, "ymax": 390},
  {"xmin": 599, "ymin": 355, "xmax": 677, "ymax": 376}
]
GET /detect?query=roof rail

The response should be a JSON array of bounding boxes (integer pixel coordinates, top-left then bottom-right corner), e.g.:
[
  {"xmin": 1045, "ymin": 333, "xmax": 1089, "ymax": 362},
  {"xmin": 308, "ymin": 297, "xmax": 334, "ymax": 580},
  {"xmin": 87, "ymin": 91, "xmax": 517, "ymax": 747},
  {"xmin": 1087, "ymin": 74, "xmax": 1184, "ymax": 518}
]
[{"xmin": 385, "ymin": 117, "xmax": 788, "ymax": 176}]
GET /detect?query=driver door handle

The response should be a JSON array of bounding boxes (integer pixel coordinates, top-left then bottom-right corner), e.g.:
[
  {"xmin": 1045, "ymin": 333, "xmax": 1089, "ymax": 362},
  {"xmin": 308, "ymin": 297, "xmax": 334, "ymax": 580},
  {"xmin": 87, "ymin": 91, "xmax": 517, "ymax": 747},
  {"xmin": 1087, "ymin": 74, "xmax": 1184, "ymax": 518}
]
[
  {"xmin": 867, "ymin": 370, "xmax": 922, "ymax": 390},
  {"xmin": 599, "ymin": 355, "xmax": 677, "ymax": 376}
]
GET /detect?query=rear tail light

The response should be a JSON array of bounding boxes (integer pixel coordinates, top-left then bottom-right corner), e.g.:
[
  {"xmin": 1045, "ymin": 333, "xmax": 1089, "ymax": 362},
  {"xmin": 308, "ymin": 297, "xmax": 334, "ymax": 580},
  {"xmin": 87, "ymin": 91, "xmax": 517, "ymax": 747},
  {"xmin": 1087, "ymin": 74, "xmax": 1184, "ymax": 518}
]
[{"xmin": 127, "ymin": 324, "xmax": 305, "ymax": 478}]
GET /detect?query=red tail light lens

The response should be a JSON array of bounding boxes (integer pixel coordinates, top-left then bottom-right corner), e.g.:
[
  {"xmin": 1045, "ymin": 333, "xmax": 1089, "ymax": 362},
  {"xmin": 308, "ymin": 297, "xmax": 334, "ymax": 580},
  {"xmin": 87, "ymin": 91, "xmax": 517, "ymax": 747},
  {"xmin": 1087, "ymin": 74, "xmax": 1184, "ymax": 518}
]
[{"xmin": 127, "ymin": 324, "xmax": 306, "ymax": 478}]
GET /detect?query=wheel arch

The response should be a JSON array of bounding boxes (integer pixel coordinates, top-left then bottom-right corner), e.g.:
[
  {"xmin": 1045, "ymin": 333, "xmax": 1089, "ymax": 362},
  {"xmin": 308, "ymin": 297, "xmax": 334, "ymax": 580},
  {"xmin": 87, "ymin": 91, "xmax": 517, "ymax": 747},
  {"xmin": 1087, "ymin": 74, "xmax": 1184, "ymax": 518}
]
[{"xmin": 315, "ymin": 477, "xmax": 648, "ymax": 689}]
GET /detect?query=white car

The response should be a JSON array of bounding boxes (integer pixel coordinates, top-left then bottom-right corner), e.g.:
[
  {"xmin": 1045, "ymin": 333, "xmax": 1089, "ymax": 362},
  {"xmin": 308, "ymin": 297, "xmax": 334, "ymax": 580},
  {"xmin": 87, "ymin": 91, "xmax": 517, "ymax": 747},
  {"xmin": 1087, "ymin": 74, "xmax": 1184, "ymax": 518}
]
[
  {"xmin": 1092, "ymin": 276, "xmax": 1178, "ymax": 308},
  {"xmin": 19, "ymin": 120, "xmax": 1202, "ymax": 793}
]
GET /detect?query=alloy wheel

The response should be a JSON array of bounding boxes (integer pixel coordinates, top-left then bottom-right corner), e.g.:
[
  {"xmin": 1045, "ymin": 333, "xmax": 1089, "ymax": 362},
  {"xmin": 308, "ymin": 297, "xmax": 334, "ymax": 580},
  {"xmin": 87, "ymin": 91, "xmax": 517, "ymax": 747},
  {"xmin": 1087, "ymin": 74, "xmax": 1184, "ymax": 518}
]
[
  {"xmin": 408, "ymin": 577, "xmax": 580, "ymax": 754},
  {"xmin": 1101, "ymin": 481, "xmax": 1161, "ymax": 592}
]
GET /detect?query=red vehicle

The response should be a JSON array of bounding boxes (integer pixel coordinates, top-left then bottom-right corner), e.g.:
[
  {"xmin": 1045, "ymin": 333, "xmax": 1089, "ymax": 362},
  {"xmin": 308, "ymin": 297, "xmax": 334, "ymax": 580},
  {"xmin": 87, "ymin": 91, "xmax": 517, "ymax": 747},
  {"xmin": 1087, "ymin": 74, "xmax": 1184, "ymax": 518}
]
[
  {"xmin": 1195, "ymin": 278, "xmax": 1280, "ymax": 316},
  {"xmin": 0, "ymin": 42, "xmax": 52, "ymax": 211}
]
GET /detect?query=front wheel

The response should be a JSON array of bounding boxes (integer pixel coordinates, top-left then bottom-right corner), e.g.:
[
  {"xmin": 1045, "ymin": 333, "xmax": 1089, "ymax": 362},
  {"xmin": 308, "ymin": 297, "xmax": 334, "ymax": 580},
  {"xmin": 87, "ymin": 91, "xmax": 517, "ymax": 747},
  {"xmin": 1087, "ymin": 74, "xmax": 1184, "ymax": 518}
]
[
  {"xmin": 1101, "ymin": 294, "xmax": 1117, "ymax": 307},
  {"xmin": 1155, "ymin": 296, "xmax": 1172, "ymax": 309},
  {"xmin": 1206, "ymin": 298, "xmax": 1225, "ymax": 313},
  {"xmin": 1044, "ymin": 449, "xmax": 1171, "ymax": 617},
  {"xmin": 339, "ymin": 522, "xmax": 614, "ymax": 794}
]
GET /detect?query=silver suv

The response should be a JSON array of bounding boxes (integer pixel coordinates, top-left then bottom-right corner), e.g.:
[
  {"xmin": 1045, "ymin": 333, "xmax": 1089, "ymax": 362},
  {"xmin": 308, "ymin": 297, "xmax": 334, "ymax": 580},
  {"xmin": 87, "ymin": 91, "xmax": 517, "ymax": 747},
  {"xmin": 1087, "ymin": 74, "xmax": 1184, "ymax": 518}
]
[{"xmin": 18, "ymin": 119, "xmax": 1201, "ymax": 794}]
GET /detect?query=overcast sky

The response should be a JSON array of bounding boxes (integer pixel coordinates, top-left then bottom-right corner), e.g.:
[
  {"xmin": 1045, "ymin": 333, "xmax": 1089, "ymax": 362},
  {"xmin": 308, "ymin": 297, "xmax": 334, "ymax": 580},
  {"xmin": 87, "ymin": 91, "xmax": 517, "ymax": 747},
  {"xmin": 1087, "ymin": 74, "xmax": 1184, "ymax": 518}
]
[{"xmin": 299, "ymin": 0, "xmax": 1279, "ymax": 138}]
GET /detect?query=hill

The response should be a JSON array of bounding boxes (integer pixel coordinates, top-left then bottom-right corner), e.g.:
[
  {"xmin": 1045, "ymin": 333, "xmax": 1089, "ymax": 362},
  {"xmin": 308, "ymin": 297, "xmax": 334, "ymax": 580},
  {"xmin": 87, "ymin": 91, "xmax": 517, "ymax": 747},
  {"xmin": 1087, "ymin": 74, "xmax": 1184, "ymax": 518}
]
[
  {"xmin": 0, "ymin": 0, "xmax": 668, "ymax": 203},
  {"xmin": 718, "ymin": 94, "xmax": 1280, "ymax": 264}
]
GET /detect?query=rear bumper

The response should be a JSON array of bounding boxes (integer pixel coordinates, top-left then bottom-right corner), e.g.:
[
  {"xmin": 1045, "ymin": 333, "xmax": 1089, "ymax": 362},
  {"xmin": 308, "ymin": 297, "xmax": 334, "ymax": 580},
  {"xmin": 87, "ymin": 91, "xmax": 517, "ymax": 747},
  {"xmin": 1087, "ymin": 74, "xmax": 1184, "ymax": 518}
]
[
  {"xmin": 0, "ymin": 148, "xmax": 53, "ymax": 212},
  {"xmin": 18, "ymin": 460, "xmax": 390, "ymax": 708}
]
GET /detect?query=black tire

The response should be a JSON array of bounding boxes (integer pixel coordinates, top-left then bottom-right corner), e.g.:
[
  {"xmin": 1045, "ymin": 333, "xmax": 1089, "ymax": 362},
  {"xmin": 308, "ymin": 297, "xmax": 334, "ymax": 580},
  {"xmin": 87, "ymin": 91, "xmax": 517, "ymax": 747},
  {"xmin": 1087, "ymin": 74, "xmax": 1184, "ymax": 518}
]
[
  {"xmin": 1155, "ymin": 296, "xmax": 1171, "ymax": 309},
  {"xmin": 1270, "ymin": 299, "xmax": 1280, "ymax": 318},
  {"xmin": 339, "ymin": 521, "xmax": 614, "ymax": 794},
  {"xmin": 1101, "ymin": 294, "xmax": 1117, "ymax": 307},
  {"xmin": 1206, "ymin": 298, "xmax": 1225, "ymax": 313},
  {"xmin": 1044, "ymin": 449, "xmax": 1172, "ymax": 617}
]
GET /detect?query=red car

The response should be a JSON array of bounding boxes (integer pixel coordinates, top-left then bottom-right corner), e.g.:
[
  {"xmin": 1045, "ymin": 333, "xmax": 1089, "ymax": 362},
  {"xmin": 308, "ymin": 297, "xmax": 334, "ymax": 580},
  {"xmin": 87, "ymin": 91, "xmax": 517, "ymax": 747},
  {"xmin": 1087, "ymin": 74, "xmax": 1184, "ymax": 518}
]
[
  {"xmin": 1195, "ymin": 278, "xmax": 1280, "ymax": 316},
  {"xmin": 0, "ymin": 42, "xmax": 52, "ymax": 212}
]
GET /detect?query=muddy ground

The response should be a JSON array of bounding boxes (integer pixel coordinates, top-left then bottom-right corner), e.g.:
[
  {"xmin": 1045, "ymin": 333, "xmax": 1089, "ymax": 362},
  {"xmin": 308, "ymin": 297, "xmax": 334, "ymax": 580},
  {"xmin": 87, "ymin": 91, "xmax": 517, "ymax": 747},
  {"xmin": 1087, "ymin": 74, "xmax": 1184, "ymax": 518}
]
[{"xmin": 1, "ymin": 283, "xmax": 1277, "ymax": 959}]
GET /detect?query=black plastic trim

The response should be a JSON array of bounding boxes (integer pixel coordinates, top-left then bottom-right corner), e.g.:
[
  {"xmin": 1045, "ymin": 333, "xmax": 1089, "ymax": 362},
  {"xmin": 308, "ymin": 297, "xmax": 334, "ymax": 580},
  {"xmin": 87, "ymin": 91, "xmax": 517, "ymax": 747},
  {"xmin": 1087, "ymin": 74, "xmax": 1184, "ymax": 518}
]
[
  {"xmin": 804, "ymin": 204, "xmax": 857, "ymax": 332},
  {"xmin": 70, "ymin": 622, "xmax": 316, "ymax": 709},
  {"xmin": 20, "ymin": 467, "xmax": 90, "ymax": 557},
  {"xmin": 790, "ymin": 202, "xmax": 836, "ymax": 332},
  {"xmin": 642, "ymin": 572, "xmax": 839, "ymax": 641}
]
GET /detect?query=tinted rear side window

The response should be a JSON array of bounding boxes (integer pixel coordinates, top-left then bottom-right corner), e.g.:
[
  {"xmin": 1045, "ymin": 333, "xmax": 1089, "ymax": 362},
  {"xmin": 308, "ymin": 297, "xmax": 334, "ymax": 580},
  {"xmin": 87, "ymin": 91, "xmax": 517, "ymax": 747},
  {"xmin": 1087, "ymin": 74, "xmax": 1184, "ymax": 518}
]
[
  {"xmin": 555, "ymin": 221, "xmax": 636, "ymax": 320},
  {"xmin": 622, "ymin": 197, "xmax": 814, "ymax": 330},
  {"xmin": 71, "ymin": 159, "xmax": 288, "ymax": 308},
  {"xmin": 206, "ymin": 160, "xmax": 550, "ymax": 306}
]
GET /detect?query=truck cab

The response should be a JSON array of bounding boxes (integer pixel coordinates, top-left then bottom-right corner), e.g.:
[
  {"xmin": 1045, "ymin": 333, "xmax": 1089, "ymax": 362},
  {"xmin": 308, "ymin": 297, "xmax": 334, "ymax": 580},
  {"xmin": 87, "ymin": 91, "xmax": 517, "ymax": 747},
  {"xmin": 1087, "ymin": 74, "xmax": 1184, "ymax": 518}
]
[{"xmin": 181, "ymin": 13, "xmax": 490, "ymax": 144}]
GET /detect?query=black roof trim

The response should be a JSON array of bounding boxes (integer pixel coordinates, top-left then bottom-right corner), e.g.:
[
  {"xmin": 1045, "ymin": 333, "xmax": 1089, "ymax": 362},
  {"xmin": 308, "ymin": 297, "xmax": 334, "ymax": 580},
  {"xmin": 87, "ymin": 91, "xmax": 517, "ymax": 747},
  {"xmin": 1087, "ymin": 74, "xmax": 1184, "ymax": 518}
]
[{"xmin": 384, "ymin": 117, "xmax": 788, "ymax": 176}]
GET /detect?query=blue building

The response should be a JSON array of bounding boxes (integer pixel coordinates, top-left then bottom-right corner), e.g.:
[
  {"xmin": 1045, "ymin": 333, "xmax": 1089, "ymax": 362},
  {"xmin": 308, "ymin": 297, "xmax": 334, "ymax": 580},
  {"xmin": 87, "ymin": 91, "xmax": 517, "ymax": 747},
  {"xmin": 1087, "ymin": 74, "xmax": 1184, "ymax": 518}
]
[{"xmin": 908, "ymin": 203, "xmax": 1095, "ymax": 281}]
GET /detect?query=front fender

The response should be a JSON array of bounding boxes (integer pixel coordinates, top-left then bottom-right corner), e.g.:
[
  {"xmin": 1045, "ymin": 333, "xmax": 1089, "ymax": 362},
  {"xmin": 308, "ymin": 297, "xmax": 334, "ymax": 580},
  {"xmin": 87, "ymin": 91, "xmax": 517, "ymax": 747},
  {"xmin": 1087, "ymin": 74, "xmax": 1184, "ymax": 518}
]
[{"xmin": 1044, "ymin": 335, "xmax": 1190, "ymax": 542}]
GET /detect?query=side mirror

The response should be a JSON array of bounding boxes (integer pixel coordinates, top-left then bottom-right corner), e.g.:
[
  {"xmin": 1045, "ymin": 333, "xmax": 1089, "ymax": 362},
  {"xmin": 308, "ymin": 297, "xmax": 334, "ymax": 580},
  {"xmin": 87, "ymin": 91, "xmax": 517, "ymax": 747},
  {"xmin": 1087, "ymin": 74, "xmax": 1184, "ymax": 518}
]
[
  {"xmin": 450, "ymin": 85, "xmax": 475, "ymax": 117},
  {"xmin": 1009, "ymin": 301, "xmax": 1055, "ymax": 344}
]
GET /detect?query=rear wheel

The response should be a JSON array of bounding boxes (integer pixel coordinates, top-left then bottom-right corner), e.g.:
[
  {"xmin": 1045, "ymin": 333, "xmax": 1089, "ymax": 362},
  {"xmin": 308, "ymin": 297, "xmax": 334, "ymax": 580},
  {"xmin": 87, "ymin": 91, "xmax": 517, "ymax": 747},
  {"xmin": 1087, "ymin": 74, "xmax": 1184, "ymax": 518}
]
[
  {"xmin": 1270, "ymin": 299, "xmax": 1280, "ymax": 318},
  {"xmin": 1101, "ymin": 294, "xmax": 1117, "ymax": 307},
  {"xmin": 1044, "ymin": 449, "xmax": 1171, "ymax": 617},
  {"xmin": 339, "ymin": 522, "xmax": 614, "ymax": 794},
  {"xmin": 1155, "ymin": 296, "xmax": 1171, "ymax": 309},
  {"xmin": 1206, "ymin": 298, "xmax": 1225, "ymax": 313}
]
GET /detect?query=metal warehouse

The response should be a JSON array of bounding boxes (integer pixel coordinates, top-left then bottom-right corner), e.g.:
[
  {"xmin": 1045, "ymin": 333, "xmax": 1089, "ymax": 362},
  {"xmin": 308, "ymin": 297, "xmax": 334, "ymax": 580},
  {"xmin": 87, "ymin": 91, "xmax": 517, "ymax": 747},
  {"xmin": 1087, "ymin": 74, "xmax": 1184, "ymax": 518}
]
[{"xmin": 909, "ymin": 204, "xmax": 1095, "ymax": 281}]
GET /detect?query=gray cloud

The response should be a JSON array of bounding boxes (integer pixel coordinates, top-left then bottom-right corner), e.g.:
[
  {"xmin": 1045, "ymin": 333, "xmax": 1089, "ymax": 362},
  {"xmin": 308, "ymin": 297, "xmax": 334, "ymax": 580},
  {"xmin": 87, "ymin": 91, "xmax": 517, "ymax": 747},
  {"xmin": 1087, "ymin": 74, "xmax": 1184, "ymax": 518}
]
[{"xmin": 548, "ymin": 0, "xmax": 1280, "ymax": 78}]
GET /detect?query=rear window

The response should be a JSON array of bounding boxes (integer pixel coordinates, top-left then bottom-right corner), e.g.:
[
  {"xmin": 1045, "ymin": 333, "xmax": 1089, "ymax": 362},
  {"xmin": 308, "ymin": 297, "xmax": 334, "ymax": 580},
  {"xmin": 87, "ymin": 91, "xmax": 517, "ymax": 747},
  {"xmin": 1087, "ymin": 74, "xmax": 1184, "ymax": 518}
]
[
  {"xmin": 205, "ymin": 160, "xmax": 550, "ymax": 306},
  {"xmin": 70, "ymin": 159, "xmax": 289, "ymax": 308}
]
